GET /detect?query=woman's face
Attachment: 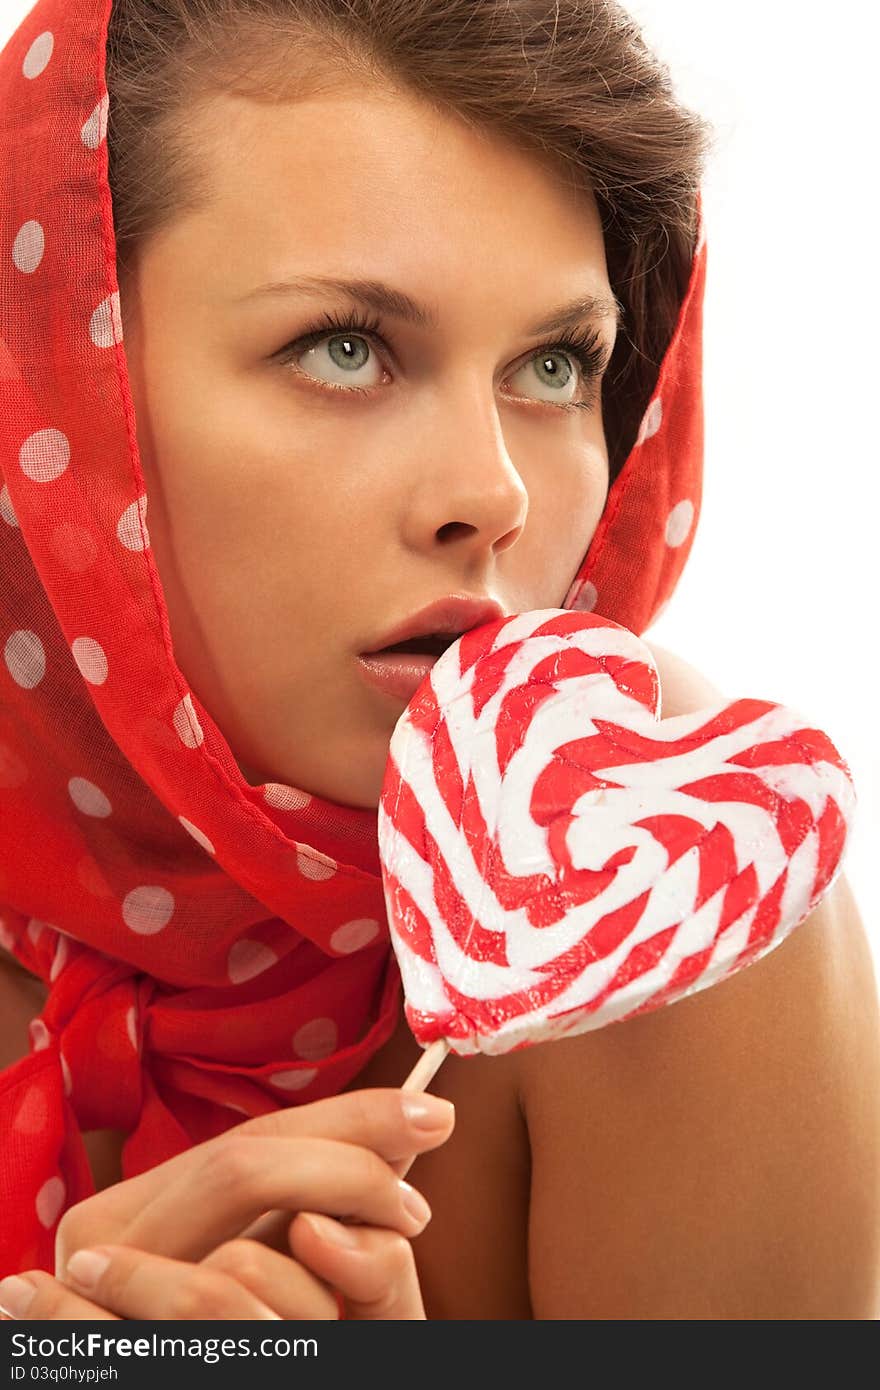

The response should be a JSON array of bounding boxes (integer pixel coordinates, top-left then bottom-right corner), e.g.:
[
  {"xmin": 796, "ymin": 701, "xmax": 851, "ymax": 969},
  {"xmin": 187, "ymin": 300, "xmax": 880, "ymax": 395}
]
[{"xmin": 121, "ymin": 83, "xmax": 618, "ymax": 808}]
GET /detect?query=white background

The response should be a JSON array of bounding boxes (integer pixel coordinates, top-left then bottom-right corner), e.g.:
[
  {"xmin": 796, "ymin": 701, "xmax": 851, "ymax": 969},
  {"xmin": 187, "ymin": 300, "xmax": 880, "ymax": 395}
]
[{"xmin": 2, "ymin": 0, "xmax": 877, "ymax": 972}]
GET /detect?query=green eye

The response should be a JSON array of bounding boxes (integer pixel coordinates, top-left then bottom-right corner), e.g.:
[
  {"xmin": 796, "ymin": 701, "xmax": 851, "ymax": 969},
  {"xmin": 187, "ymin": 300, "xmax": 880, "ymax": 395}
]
[
  {"xmin": 296, "ymin": 331, "xmax": 381, "ymax": 388},
  {"xmin": 320, "ymin": 333, "xmax": 371, "ymax": 372},
  {"xmin": 275, "ymin": 310, "xmax": 611, "ymax": 411}
]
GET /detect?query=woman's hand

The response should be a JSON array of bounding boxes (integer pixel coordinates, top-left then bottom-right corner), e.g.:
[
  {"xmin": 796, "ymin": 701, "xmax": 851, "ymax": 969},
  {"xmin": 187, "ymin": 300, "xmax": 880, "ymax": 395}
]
[
  {"xmin": 0, "ymin": 1087, "xmax": 453, "ymax": 1320},
  {"xmin": 1, "ymin": 1216, "xmax": 427, "ymax": 1319}
]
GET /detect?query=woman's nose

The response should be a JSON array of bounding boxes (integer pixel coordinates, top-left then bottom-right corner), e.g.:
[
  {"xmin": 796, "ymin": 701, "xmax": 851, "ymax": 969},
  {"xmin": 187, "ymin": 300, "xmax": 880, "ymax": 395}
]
[{"xmin": 401, "ymin": 385, "xmax": 529, "ymax": 558}]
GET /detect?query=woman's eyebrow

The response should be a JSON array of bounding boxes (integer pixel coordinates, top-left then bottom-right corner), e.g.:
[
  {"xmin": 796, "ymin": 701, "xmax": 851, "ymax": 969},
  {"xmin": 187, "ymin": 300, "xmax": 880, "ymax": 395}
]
[{"xmin": 238, "ymin": 274, "xmax": 624, "ymax": 334}]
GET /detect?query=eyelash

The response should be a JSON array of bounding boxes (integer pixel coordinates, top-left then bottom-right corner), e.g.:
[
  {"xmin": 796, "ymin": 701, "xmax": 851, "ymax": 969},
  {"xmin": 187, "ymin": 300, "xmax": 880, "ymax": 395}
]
[{"xmin": 274, "ymin": 308, "xmax": 611, "ymax": 413}]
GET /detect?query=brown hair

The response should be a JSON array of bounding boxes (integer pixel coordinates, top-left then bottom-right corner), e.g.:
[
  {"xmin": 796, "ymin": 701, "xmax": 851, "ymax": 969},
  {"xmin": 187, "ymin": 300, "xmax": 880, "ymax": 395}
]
[{"xmin": 105, "ymin": 0, "xmax": 714, "ymax": 481}]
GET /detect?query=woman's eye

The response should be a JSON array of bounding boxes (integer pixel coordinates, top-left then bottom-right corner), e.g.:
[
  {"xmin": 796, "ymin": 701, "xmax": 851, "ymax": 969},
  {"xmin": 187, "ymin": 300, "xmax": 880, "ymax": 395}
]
[
  {"xmin": 295, "ymin": 333, "xmax": 384, "ymax": 389},
  {"xmin": 507, "ymin": 351, "xmax": 581, "ymax": 406},
  {"xmin": 285, "ymin": 327, "xmax": 597, "ymax": 409}
]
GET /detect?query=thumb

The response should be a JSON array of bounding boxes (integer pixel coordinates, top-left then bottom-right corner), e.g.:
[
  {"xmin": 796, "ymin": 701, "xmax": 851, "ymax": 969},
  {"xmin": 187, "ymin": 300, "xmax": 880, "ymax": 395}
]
[{"xmin": 289, "ymin": 1212, "xmax": 427, "ymax": 1320}]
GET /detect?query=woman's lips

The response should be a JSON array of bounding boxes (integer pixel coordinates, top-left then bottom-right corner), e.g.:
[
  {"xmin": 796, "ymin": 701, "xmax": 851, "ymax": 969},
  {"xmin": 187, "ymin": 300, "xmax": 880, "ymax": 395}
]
[{"xmin": 356, "ymin": 651, "xmax": 439, "ymax": 703}]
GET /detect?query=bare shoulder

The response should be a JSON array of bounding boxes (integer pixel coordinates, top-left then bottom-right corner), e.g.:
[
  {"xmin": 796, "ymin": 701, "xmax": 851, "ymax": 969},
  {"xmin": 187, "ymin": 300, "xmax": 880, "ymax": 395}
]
[
  {"xmin": 353, "ymin": 1003, "xmax": 532, "ymax": 1319},
  {"xmin": 640, "ymin": 638, "xmax": 727, "ymax": 711},
  {"xmin": 516, "ymin": 643, "xmax": 880, "ymax": 1318}
]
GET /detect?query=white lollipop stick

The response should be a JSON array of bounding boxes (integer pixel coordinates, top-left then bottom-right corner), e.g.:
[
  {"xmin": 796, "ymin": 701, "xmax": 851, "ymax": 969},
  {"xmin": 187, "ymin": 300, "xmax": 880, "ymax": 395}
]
[
  {"xmin": 402, "ymin": 1038, "xmax": 450, "ymax": 1093},
  {"xmin": 394, "ymin": 1041, "xmax": 452, "ymax": 1182}
]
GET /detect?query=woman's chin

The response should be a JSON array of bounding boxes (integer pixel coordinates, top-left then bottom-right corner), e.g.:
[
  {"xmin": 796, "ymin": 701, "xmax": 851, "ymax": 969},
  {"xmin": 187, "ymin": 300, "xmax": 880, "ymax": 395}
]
[{"xmin": 234, "ymin": 754, "xmax": 384, "ymax": 812}]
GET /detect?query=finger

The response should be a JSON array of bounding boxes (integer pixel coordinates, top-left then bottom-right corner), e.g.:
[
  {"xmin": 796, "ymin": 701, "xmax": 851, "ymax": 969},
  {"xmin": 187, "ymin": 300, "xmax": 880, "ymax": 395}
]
[
  {"xmin": 235, "ymin": 1131, "xmax": 434, "ymax": 1253},
  {"xmin": 201, "ymin": 1239, "xmax": 339, "ymax": 1320},
  {"xmin": 0, "ymin": 1271, "xmax": 119, "ymax": 1321},
  {"xmin": 59, "ymin": 1090, "xmax": 453, "ymax": 1261},
  {"xmin": 61, "ymin": 1245, "xmax": 281, "ymax": 1320},
  {"xmin": 289, "ymin": 1214, "xmax": 425, "ymax": 1320},
  {"xmin": 121, "ymin": 1136, "xmax": 433, "ymax": 1259},
  {"xmin": 239, "ymin": 1088, "xmax": 455, "ymax": 1164},
  {"xmin": 56, "ymin": 1089, "xmax": 453, "ymax": 1271},
  {"xmin": 236, "ymin": 1147, "xmax": 419, "ymax": 1251}
]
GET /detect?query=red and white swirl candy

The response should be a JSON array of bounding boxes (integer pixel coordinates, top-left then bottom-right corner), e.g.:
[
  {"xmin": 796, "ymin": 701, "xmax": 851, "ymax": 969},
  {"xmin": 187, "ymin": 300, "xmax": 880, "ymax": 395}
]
[{"xmin": 378, "ymin": 609, "xmax": 856, "ymax": 1061}]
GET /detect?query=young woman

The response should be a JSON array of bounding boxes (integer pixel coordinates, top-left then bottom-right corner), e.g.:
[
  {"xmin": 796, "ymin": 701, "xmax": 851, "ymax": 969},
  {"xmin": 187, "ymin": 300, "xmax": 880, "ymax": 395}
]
[{"xmin": 1, "ymin": 0, "xmax": 878, "ymax": 1320}]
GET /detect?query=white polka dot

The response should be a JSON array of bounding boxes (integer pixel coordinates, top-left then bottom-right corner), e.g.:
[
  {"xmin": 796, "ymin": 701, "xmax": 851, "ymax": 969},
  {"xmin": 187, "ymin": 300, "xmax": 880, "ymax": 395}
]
[
  {"xmin": 122, "ymin": 886, "xmax": 175, "ymax": 935},
  {"xmin": 173, "ymin": 694, "xmax": 204, "ymax": 749},
  {"xmin": 1, "ymin": 483, "xmax": 19, "ymax": 527},
  {"xmin": 125, "ymin": 1005, "xmax": 138, "ymax": 1052},
  {"xmin": 696, "ymin": 217, "xmax": 707, "ymax": 256},
  {"xmin": 60, "ymin": 1053, "xmax": 72, "ymax": 1097},
  {"xmin": 330, "ymin": 919, "xmax": 381, "ymax": 954},
  {"xmin": 68, "ymin": 777, "xmax": 113, "ymax": 819},
  {"xmin": 35, "ymin": 1175, "xmax": 66, "ymax": 1230},
  {"xmin": 0, "ymin": 743, "xmax": 28, "ymax": 790},
  {"xmin": 50, "ymin": 523, "xmax": 98, "ymax": 574},
  {"xmin": 77, "ymin": 853, "xmax": 113, "ymax": 899},
  {"xmin": 29, "ymin": 1019, "xmax": 50, "ymax": 1052},
  {"xmin": 225, "ymin": 1102, "xmax": 251, "ymax": 1116},
  {"xmin": 0, "ymin": 743, "xmax": 28, "ymax": 791},
  {"xmin": 0, "ymin": 919, "xmax": 15, "ymax": 952},
  {"xmin": 568, "ymin": 578, "xmax": 598, "ymax": 613},
  {"xmin": 26, "ymin": 918, "xmax": 45, "ymax": 945},
  {"xmin": 11, "ymin": 220, "xmax": 44, "ymax": 274},
  {"xmin": 296, "ymin": 851, "xmax": 337, "ymax": 881},
  {"xmin": 179, "ymin": 817, "xmax": 216, "ymax": 856},
  {"xmin": 81, "ymin": 94, "xmax": 109, "ymax": 150},
  {"xmin": 14, "ymin": 1084, "xmax": 50, "ymax": 1133},
  {"xmin": 89, "ymin": 292, "xmax": 123, "ymax": 349},
  {"xmin": 665, "ymin": 498, "xmax": 695, "ymax": 548},
  {"xmin": 49, "ymin": 934, "xmax": 69, "ymax": 983},
  {"xmin": 71, "ymin": 637, "xmax": 108, "ymax": 685},
  {"xmin": 22, "ymin": 31, "xmax": 54, "ymax": 79},
  {"xmin": 117, "ymin": 495, "xmax": 150, "ymax": 551},
  {"xmin": 19, "ymin": 428, "xmax": 70, "ymax": 482},
  {"xmin": 636, "ymin": 396, "xmax": 663, "ymax": 445},
  {"xmin": 0, "ymin": 340, "xmax": 21, "ymax": 384},
  {"xmin": 264, "ymin": 784, "xmax": 312, "ymax": 811},
  {"xmin": 270, "ymin": 1068, "xmax": 318, "ymax": 1091},
  {"xmin": 227, "ymin": 939, "xmax": 278, "ymax": 984},
  {"xmin": 5, "ymin": 630, "xmax": 46, "ymax": 689},
  {"xmin": 292, "ymin": 1017, "xmax": 339, "ymax": 1061}
]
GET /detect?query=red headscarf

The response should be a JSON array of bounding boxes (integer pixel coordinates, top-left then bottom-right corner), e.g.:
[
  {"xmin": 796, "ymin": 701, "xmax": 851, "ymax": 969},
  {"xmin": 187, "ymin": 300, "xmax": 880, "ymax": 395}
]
[{"xmin": 0, "ymin": 0, "xmax": 705, "ymax": 1275}]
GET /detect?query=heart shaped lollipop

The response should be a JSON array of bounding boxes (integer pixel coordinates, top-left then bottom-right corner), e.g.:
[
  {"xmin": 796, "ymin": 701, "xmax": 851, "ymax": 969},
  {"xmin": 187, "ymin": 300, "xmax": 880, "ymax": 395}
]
[{"xmin": 378, "ymin": 609, "xmax": 856, "ymax": 1086}]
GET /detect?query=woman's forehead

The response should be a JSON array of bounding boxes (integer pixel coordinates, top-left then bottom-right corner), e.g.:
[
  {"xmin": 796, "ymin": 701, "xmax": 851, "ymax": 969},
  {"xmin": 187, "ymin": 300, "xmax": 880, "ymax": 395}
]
[{"xmin": 134, "ymin": 87, "xmax": 610, "ymax": 334}]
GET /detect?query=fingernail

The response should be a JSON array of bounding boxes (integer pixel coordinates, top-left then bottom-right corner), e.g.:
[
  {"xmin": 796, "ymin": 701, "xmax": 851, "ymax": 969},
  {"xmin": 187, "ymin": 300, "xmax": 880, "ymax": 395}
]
[
  {"xmin": 399, "ymin": 1180, "xmax": 431, "ymax": 1228},
  {"xmin": 65, "ymin": 1248, "xmax": 111, "ymax": 1291},
  {"xmin": 303, "ymin": 1213, "xmax": 360, "ymax": 1249},
  {"xmin": 0, "ymin": 1276, "xmax": 36, "ymax": 1318},
  {"xmin": 402, "ymin": 1093, "xmax": 455, "ymax": 1131}
]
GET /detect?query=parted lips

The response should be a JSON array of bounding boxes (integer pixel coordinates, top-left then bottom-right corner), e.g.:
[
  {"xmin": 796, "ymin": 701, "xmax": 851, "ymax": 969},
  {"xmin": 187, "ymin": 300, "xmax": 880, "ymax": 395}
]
[{"xmin": 378, "ymin": 610, "xmax": 856, "ymax": 1057}]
